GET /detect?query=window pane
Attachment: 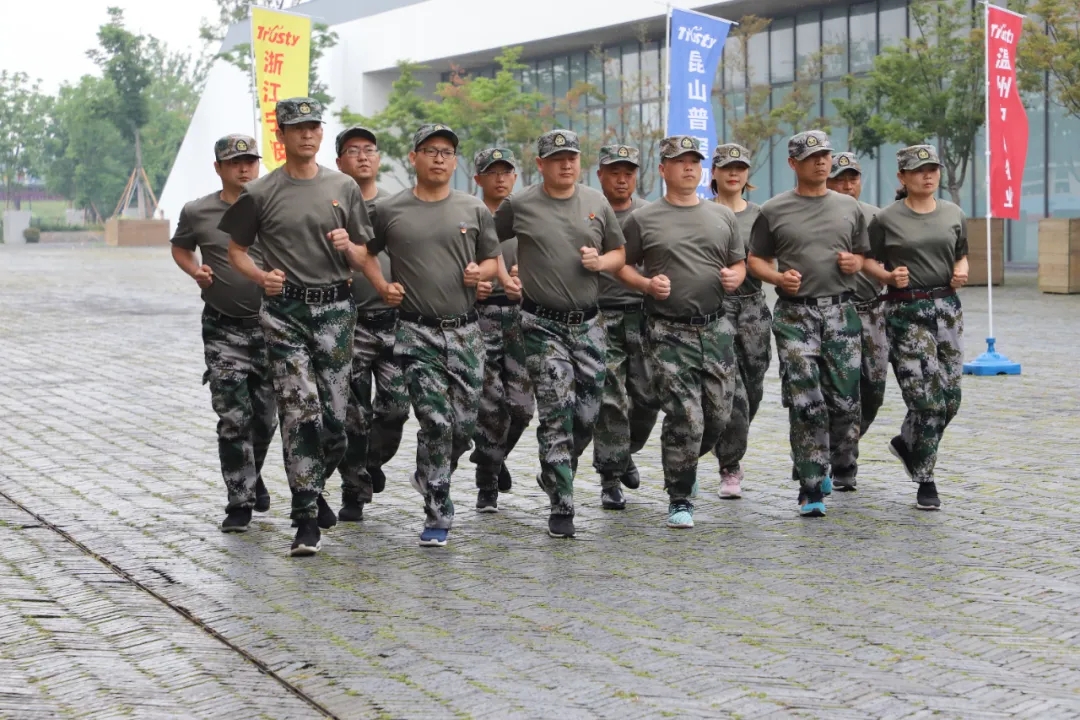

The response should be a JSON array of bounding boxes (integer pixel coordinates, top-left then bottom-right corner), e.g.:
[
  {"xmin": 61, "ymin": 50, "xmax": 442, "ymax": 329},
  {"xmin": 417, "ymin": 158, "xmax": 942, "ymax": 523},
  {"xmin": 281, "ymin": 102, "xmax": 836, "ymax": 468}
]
[
  {"xmin": 770, "ymin": 17, "xmax": 795, "ymax": 84},
  {"xmin": 796, "ymin": 10, "xmax": 821, "ymax": 76},
  {"xmin": 1048, "ymin": 102, "xmax": 1080, "ymax": 218},
  {"xmin": 642, "ymin": 41, "xmax": 661, "ymax": 96},
  {"xmin": 824, "ymin": 82, "xmax": 848, "ymax": 148},
  {"xmin": 587, "ymin": 49, "xmax": 605, "ymax": 105},
  {"xmin": 879, "ymin": 0, "xmax": 907, "ymax": 50},
  {"xmin": 822, "ymin": 6, "xmax": 848, "ymax": 77},
  {"xmin": 748, "ymin": 29, "xmax": 768, "ymax": 85},
  {"xmin": 850, "ymin": 2, "xmax": 877, "ymax": 73},
  {"xmin": 605, "ymin": 51, "xmax": 622, "ymax": 106},
  {"xmin": 771, "ymin": 87, "xmax": 791, "ymax": 192},
  {"xmin": 877, "ymin": 141, "xmax": 904, "ymax": 208},
  {"xmin": 537, "ymin": 59, "xmax": 554, "ymax": 99},
  {"xmin": 1012, "ymin": 91, "xmax": 1045, "ymax": 263},
  {"xmin": 553, "ymin": 55, "xmax": 570, "ymax": 100},
  {"xmin": 723, "ymin": 38, "xmax": 745, "ymax": 90},
  {"xmin": 570, "ymin": 52, "xmax": 585, "ymax": 90},
  {"xmin": 622, "ymin": 43, "xmax": 641, "ymax": 103}
]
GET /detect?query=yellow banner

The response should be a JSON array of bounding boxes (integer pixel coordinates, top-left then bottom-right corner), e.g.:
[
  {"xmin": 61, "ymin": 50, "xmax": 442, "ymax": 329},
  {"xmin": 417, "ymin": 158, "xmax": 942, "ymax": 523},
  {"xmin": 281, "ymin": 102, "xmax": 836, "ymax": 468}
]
[{"xmin": 251, "ymin": 7, "xmax": 311, "ymax": 171}]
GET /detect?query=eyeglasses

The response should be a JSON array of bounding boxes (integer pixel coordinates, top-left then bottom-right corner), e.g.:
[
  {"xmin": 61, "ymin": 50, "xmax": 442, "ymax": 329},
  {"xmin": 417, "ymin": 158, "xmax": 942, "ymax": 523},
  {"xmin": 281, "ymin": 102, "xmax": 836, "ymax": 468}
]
[
  {"xmin": 479, "ymin": 170, "xmax": 515, "ymax": 178},
  {"xmin": 419, "ymin": 147, "xmax": 457, "ymax": 159},
  {"xmin": 343, "ymin": 147, "xmax": 378, "ymax": 158}
]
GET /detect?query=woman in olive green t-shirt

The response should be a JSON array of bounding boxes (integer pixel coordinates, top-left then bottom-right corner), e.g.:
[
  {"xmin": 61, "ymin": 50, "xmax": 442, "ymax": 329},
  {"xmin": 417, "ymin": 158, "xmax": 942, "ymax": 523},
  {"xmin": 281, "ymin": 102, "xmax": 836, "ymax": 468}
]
[
  {"xmin": 709, "ymin": 143, "xmax": 769, "ymax": 500},
  {"xmin": 868, "ymin": 145, "xmax": 970, "ymax": 511}
]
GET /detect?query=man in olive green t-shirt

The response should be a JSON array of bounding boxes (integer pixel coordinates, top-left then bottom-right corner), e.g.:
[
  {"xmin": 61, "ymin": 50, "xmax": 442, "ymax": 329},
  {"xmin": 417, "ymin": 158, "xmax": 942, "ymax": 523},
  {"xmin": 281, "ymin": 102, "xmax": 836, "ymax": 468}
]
[
  {"xmin": 171, "ymin": 133, "xmax": 276, "ymax": 533},
  {"xmin": 469, "ymin": 147, "xmax": 533, "ymax": 513},
  {"xmin": 592, "ymin": 143, "xmax": 656, "ymax": 511},
  {"xmin": 617, "ymin": 135, "xmax": 744, "ymax": 530},
  {"xmin": 332, "ymin": 125, "xmax": 409, "ymax": 522},
  {"xmin": 747, "ymin": 130, "xmax": 869, "ymax": 518},
  {"xmin": 357, "ymin": 123, "xmax": 501, "ymax": 548},
  {"xmin": 220, "ymin": 97, "xmax": 372, "ymax": 557},
  {"xmin": 493, "ymin": 129, "xmax": 626, "ymax": 539}
]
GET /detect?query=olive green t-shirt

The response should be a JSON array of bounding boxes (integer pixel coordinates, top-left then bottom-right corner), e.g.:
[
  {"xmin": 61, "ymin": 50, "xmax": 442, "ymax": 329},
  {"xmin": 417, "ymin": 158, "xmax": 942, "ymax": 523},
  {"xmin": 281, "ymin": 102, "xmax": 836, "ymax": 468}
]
[
  {"xmin": 854, "ymin": 201, "xmax": 882, "ymax": 301},
  {"xmin": 352, "ymin": 186, "xmax": 392, "ymax": 311},
  {"xmin": 171, "ymin": 192, "xmax": 266, "ymax": 318},
  {"xmin": 219, "ymin": 166, "xmax": 371, "ymax": 288},
  {"xmin": 869, "ymin": 199, "xmax": 968, "ymax": 289},
  {"xmin": 366, "ymin": 189, "xmax": 501, "ymax": 318},
  {"xmin": 493, "ymin": 183, "xmax": 626, "ymax": 311},
  {"xmin": 748, "ymin": 189, "xmax": 871, "ymax": 299},
  {"xmin": 623, "ymin": 198, "xmax": 743, "ymax": 318},
  {"xmin": 598, "ymin": 196, "xmax": 649, "ymax": 307},
  {"xmin": 728, "ymin": 201, "xmax": 763, "ymax": 297}
]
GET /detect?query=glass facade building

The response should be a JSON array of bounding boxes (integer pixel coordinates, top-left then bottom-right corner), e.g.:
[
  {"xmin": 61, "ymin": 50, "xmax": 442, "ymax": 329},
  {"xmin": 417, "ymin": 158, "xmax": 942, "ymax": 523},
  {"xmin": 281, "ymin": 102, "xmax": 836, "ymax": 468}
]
[{"xmin": 448, "ymin": 0, "xmax": 1078, "ymax": 264}]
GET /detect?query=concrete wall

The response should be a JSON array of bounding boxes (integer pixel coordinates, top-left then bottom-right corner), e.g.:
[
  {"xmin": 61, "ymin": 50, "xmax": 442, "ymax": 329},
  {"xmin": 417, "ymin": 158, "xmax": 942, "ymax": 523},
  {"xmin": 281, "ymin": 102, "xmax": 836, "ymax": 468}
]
[{"xmin": 2, "ymin": 211, "xmax": 31, "ymax": 245}]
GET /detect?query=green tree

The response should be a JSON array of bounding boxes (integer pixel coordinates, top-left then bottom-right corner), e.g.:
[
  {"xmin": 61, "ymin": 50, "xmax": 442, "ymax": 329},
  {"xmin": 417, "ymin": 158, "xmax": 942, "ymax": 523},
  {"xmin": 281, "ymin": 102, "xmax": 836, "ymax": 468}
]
[
  {"xmin": 0, "ymin": 71, "xmax": 51, "ymax": 209},
  {"xmin": 719, "ymin": 15, "xmax": 836, "ymax": 184},
  {"xmin": 202, "ymin": 0, "xmax": 338, "ymax": 106},
  {"xmin": 338, "ymin": 61, "xmax": 438, "ymax": 185},
  {"xmin": 832, "ymin": 0, "xmax": 985, "ymax": 205},
  {"xmin": 1014, "ymin": 0, "xmax": 1080, "ymax": 119}
]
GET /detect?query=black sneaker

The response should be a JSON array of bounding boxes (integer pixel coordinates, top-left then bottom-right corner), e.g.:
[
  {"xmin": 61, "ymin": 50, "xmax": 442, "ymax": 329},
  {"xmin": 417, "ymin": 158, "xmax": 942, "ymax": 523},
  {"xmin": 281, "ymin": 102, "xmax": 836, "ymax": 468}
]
[
  {"xmin": 833, "ymin": 477, "xmax": 857, "ymax": 492},
  {"xmin": 254, "ymin": 477, "xmax": 271, "ymax": 513},
  {"xmin": 221, "ymin": 507, "xmax": 252, "ymax": 533},
  {"xmin": 289, "ymin": 520, "xmax": 321, "ymax": 556},
  {"xmin": 889, "ymin": 436, "xmax": 915, "ymax": 479},
  {"xmin": 916, "ymin": 482, "xmax": 941, "ymax": 511},
  {"xmin": 316, "ymin": 494, "xmax": 338, "ymax": 529},
  {"xmin": 497, "ymin": 464, "xmax": 513, "ymax": 493},
  {"xmin": 548, "ymin": 513, "xmax": 575, "ymax": 538},
  {"xmin": 621, "ymin": 459, "xmax": 641, "ymax": 490},
  {"xmin": 601, "ymin": 485, "xmax": 626, "ymax": 510},
  {"xmin": 369, "ymin": 466, "xmax": 386, "ymax": 494},
  {"xmin": 476, "ymin": 489, "xmax": 499, "ymax": 513},
  {"xmin": 338, "ymin": 500, "xmax": 364, "ymax": 522}
]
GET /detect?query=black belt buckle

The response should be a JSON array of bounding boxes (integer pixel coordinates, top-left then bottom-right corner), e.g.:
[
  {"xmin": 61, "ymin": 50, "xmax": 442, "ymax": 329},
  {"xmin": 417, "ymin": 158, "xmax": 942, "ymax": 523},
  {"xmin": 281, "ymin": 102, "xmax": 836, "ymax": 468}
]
[
  {"xmin": 440, "ymin": 317, "xmax": 462, "ymax": 330},
  {"xmin": 565, "ymin": 310, "xmax": 585, "ymax": 324},
  {"xmin": 690, "ymin": 315, "xmax": 708, "ymax": 326},
  {"xmin": 304, "ymin": 287, "xmax": 324, "ymax": 304},
  {"xmin": 814, "ymin": 296, "xmax": 835, "ymax": 307}
]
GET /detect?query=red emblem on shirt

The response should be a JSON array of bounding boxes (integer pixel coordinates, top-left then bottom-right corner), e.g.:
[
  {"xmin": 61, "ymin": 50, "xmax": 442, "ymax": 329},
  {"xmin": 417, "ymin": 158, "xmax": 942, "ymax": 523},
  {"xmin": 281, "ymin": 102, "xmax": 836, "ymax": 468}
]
[{"xmin": 332, "ymin": 200, "xmax": 339, "ymax": 207}]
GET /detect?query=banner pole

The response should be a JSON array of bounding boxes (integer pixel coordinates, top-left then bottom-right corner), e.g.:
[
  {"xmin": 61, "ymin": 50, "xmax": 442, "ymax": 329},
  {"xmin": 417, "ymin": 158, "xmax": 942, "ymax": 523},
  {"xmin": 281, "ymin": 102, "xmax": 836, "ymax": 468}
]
[{"xmin": 664, "ymin": 4, "xmax": 672, "ymax": 137}]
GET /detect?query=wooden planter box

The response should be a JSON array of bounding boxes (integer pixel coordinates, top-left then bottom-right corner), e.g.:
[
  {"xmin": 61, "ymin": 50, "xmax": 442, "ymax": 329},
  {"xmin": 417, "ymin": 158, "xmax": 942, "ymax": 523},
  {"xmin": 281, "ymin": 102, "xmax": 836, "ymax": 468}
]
[
  {"xmin": 1038, "ymin": 218, "xmax": 1080, "ymax": 294},
  {"xmin": 105, "ymin": 218, "xmax": 169, "ymax": 247},
  {"xmin": 966, "ymin": 218, "xmax": 1004, "ymax": 287}
]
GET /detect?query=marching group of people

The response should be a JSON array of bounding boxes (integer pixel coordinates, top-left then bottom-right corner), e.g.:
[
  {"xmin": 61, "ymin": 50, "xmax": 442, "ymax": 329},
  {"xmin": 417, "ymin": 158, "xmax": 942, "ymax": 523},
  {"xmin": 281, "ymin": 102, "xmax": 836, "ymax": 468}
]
[{"xmin": 171, "ymin": 95, "xmax": 969, "ymax": 557}]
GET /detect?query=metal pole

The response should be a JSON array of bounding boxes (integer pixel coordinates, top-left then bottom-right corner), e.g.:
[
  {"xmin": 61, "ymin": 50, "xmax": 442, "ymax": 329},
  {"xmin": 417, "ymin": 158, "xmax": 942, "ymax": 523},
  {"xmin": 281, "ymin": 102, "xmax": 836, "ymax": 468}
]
[
  {"xmin": 984, "ymin": 0, "xmax": 994, "ymax": 341},
  {"xmin": 664, "ymin": 3, "xmax": 672, "ymax": 137}
]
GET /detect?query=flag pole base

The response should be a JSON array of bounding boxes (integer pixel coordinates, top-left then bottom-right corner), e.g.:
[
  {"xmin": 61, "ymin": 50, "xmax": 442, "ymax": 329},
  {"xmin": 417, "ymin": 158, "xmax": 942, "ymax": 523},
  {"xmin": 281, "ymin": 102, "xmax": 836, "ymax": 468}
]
[{"xmin": 963, "ymin": 337, "xmax": 1021, "ymax": 376}]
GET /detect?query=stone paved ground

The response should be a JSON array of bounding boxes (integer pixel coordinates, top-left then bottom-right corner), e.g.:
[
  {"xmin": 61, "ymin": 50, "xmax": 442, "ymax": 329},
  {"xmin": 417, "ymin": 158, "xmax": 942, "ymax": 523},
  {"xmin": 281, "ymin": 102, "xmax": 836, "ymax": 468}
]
[{"xmin": 1, "ymin": 244, "xmax": 1079, "ymax": 720}]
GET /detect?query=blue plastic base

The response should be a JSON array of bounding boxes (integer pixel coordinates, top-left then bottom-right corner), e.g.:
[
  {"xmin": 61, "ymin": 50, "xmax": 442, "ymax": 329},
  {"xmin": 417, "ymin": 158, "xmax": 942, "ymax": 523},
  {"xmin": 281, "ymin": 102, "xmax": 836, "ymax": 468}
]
[{"xmin": 962, "ymin": 338, "xmax": 1021, "ymax": 376}]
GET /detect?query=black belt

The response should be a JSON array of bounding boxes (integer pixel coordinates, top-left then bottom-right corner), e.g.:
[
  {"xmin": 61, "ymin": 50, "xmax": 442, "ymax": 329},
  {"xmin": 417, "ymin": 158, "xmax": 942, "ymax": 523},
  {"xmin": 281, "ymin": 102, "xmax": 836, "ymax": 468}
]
[
  {"xmin": 854, "ymin": 295, "xmax": 883, "ymax": 308},
  {"xmin": 778, "ymin": 291, "xmax": 854, "ymax": 307},
  {"xmin": 651, "ymin": 309, "xmax": 724, "ymax": 326},
  {"xmin": 203, "ymin": 307, "xmax": 262, "ymax": 329},
  {"xmin": 522, "ymin": 298, "xmax": 598, "ymax": 325},
  {"xmin": 476, "ymin": 295, "xmax": 518, "ymax": 307},
  {"xmin": 280, "ymin": 281, "xmax": 351, "ymax": 304},
  {"xmin": 599, "ymin": 301, "xmax": 644, "ymax": 312},
  {"xmin": 884, "ymin": 287, "xmax": 956, "ymax": 303},
  {"xmin": 398, "ymin": 309, "xmax": 478, "ymax": 330},
  {"xmin": 356, "ymin": 308, "xmax": 397, "ymax": 329}
]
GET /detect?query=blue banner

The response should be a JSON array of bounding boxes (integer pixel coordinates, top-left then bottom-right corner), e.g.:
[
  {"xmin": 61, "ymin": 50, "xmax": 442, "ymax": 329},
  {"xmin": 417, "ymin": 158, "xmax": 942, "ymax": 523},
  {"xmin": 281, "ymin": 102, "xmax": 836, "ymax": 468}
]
[{"xmin": 667, "ymin": 8, "xmax": 733, "ymax": 198}]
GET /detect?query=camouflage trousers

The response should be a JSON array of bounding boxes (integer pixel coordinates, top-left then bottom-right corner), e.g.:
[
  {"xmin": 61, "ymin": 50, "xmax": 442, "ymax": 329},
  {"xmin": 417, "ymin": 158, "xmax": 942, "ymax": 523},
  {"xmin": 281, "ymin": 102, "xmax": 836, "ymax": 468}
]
[
  {"xmin": 857, "ymin": 301, "xmax": 889, "ymax": 437},
  {"xmin": 338, "ymin": 311, "xmax": 410, "ymax": 503},
  {"xmin": 201, "ymin": 308, "xmax": 278, "ymax": 512},
  {"xmin": 715, "ymin": 292, "xmax": 773, "ymax": 472},
  {"xmin": 885, "ymin": 294, "xmax": 963, "ymax": 483},
  {"xmin": 471, "ymin": 304, "xmax": 534, "ymax": 490},
  {"xmin": 773, "ymin": 300, "xmax": 862, "ymax": 491},
  {"xmin": 592, "ymin": 308, "xmax": 658, "ymax": 487},
  {"xmin": 260, "ymin": 296, "xmax": 355, "ymax": 521},
  {"xmin": 396, "ymin": 319, "xmax": 485, "ymax": 530},
  {"xmin": 521, "ymin": 311, "xmax": 606, "ymax": 516},
  {"xmin": 648, "ymin": 315, "xmax": 738, "ymax": 500}
]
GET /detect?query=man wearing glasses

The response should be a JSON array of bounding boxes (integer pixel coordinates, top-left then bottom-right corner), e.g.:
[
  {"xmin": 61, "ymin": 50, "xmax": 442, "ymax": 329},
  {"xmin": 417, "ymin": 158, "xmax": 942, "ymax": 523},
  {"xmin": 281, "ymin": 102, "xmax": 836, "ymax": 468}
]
[
  {"xmin": 332, "ymin": 126, "xmax": 409, "ymax": 522},
  {"xmin": 493, "ymin": 129, "xmax": 626, "ymax": 539},
  {"xmin": 469, "ymin": 147, "xmax": 531, "ymax": 513},
  {"xmin": 356, "ymin": 124, "xmax": 501, "ymax": 547}
]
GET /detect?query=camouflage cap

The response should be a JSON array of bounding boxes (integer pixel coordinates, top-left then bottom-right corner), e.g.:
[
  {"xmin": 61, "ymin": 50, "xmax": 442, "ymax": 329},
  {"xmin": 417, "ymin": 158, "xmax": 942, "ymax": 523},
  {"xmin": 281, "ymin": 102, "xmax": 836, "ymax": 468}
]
[
  {"xmin": 474, "ymin": 147, "xmax": 517, "ymax": 174},
  {"xmin": 829, "ymin": 151, "xmax": 862, "ymax": 178},
  {"xmin": 413, "ymin": 123, "xmax": 459, "ymax": 150},
  {"xmin": 275, "ymin": 97, "xmax": 324, "ymax": 127},
  {"xmin": 897, "ymin": 144, "xmax": 941, "ymax": 171},
  {"xmin": 537, "ymin": 129, "xmax": 580, "ymax": 158},
  {"xmin": 788, "ymin": 130, "xmax": 832, "ymax": 161},
  {"xmin": 214, "ymin": 134, "xmax": 260, "ymax": 162},
  {"xmin": 598, "ymin": 144, "xmax": 640, "ymax": 167},
  {"xmin": 335, "ymin": 126, "xmax": 378, "ymax": 157},
  {"xmin": 660, "ymin": 135, "xmax": 706, "ymax": 161},
  {"xmin": 712, "ymin": 143, "xmax": 751, "ymax": 168}
]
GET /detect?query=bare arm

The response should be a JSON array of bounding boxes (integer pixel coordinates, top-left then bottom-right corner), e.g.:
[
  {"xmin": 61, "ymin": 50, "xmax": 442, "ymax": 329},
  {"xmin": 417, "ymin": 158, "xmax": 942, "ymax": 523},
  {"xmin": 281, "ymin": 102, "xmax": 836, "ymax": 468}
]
[
  {"xmin": 477, "ymin": 257, "xmax": 498, "ymax": 282},
  {"xmin": 616, "ymin": 263, "xmax": 651, "ymax": 294},
  {"xmin": 861, "ymin": 258, "xmax": 893, "ymax": 285},
  {"xmin": 748, "ymin": 254, "xmax": 783, "ymax": 286},
  {"xmin": 360, "ymin": 252, "xmax": 389, "ymax": 296},
  {"xmin": 496, "ymin": 255, "xmax": 513, "ymax": 287},
  {"xmin": 597, "ymin": 246, "xmax": 626, "ymax": 274},
  {"xmin": 228, "ymin": 240, "xmax": 269, "ymax": 288},
  {"xmin": 951, "ymin": 256, "xmax": 969, "ymax": 288}
]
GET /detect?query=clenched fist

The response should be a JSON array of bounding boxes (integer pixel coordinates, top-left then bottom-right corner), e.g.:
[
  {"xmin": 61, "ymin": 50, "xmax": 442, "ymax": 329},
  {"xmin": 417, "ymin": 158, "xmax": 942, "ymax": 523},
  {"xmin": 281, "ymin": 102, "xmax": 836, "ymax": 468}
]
[
  {"xmin": 950, "ymin": 267, "xmax": 968, "ymax": 289},
  {"xmin": 778, "ymin": 269, "xmax": 801, "ymax": 296},
  {"xmin": 475, "ymin": 281, "xmax": 493, "ymax": 301},
  {"xmin": 463, "ymin": 262, "xmax": 481, "ymax": 287},
  {"xmin": 720, "ymin": 267, "xmax": 740, "ymax": 294},
  {"xmin": 381, "ymin": 282, "xmax": 405, "ymax": 307},
  {"xmin": 328, "ymin": 228, "xmax": 351, "ymax": 253},
  {"xmin": 193, "ymin": 264, "xmax": 214, "ymax": 289},
  {"xmin": 891, "ymin": 266, "xmax": 910, "ymax": 289},
  {"xmin": 580, "ymin": 246, "xmax": 601, "ymax": 272},
  {"xmin": 648, "ymin": 274, "xmax": 671, "ymax": 301},
  {"xmin": 263, "ymin": 269, "xmax": 286, "ymax": 296},
  {"xmin": 837, "ymin": 251, "xmax": 861, "ymax": 275},
  {"xmin": 504, "ymin": 276, "xmax": 523, "ymax": 301}
]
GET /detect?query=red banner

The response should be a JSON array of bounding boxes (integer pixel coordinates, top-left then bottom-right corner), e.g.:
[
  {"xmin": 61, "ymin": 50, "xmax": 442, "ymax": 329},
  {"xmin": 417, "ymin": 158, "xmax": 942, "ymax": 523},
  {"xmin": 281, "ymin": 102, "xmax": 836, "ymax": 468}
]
[{"xmin": 987, "ymin": 5, "xmax": 1027, "ymax": 220}]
